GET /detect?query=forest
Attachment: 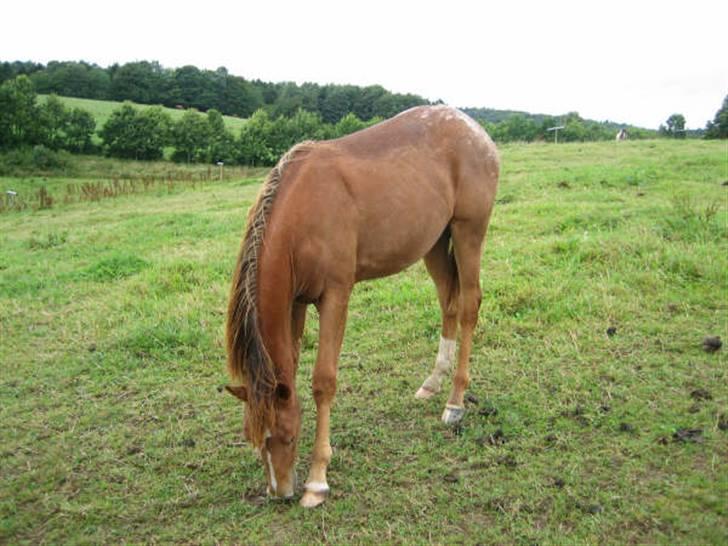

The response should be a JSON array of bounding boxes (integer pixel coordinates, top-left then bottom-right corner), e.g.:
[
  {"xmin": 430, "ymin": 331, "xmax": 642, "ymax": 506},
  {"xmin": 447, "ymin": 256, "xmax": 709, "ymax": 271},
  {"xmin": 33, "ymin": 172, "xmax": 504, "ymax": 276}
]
[{"xmin": 0, "ymin": 60, "xmax": 427, "ymax": 122}]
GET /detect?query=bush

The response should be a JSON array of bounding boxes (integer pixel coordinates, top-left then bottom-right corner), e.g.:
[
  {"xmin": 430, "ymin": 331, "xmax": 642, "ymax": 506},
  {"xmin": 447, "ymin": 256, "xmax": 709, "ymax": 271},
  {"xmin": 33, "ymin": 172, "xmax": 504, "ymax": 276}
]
[
  {"xmin": 0, "ymin": 146, "xmax": 72, "ymax": 175},
  {"xmin": 31, "ymin": 145, "xmax": 69, "ymax": 169}
]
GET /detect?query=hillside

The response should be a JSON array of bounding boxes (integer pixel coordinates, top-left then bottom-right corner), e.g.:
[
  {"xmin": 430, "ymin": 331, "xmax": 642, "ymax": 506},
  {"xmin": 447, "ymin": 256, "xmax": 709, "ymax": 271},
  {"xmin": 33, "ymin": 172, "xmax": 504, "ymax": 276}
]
[{"xmin": 38, "ymin": 95, "xmax": 248, "ymax": 134}]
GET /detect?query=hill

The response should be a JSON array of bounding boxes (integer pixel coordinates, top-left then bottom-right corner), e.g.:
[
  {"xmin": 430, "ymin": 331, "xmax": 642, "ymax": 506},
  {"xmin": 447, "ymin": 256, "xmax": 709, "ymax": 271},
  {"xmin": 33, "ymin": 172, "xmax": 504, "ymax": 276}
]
[{"xmin": 38, "ymin": 95, "xmax": 248, "ymax": 134}]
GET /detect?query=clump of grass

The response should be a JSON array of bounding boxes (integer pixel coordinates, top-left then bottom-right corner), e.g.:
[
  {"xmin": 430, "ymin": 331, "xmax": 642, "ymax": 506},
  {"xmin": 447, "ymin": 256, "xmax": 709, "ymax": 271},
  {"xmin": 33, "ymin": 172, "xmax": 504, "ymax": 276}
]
[
  {"xmin": 27, "ymin": 231, "xmax": 68, "ymax": 250},
  {"xmin": 81, "ymin": 254, "xmax": 149, "ymax": 281},
  {"xmin": 659, "ymin": 195, "xmax": 725, "ymax": 243}
]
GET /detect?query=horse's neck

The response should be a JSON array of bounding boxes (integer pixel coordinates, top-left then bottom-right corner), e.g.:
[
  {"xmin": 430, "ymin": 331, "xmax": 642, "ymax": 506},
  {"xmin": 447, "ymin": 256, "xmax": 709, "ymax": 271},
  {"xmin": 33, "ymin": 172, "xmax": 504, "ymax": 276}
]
[{"xmin": 257, "ymin": 249, "xmax": 295, "ymax": 384}]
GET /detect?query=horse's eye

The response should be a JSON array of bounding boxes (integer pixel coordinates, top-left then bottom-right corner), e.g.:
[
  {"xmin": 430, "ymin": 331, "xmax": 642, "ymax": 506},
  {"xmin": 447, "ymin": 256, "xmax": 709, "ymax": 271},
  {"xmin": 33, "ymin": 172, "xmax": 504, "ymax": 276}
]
[{"xmin": 286, "ymin": 436, "xmax": 295, "ymax": 445}]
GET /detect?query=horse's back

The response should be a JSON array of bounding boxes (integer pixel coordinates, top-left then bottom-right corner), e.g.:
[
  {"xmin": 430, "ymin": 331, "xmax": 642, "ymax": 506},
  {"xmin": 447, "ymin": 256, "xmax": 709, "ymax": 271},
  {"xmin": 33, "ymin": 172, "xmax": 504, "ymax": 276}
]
[{"xmin": 270, "ymin": 106, "xmax": 499, "ymax": 287}]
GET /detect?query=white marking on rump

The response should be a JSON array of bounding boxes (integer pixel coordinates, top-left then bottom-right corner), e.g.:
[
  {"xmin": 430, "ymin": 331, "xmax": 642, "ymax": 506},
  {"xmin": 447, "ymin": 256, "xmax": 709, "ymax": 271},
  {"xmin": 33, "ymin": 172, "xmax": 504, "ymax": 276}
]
[
  {"xmin": 304, "ymin": 481, "xmax": 330, "ymax": 493},
  {"xmin": 453, "ymin": 107, "xmax": 488, "ymax": 138}
]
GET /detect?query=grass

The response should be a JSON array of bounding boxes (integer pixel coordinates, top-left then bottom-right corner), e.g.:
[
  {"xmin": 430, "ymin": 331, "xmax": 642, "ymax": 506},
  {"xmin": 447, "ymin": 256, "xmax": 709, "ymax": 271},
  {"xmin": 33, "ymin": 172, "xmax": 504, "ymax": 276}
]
[
  {"xmin": 38, "ymin": 95, "xmax": 249, "ymax": 134},
  {"xmin": 1, "ymin": 139, "xmax": 727, "ymax": 544}
]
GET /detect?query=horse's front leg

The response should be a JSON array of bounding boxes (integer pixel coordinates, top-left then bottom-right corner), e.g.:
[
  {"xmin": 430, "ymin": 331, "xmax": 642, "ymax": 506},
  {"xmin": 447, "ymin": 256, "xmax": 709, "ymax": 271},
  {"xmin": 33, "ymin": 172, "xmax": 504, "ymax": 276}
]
[{"xmin": 300, "ymin": 286, "xmax": 350, "ymax": 508}]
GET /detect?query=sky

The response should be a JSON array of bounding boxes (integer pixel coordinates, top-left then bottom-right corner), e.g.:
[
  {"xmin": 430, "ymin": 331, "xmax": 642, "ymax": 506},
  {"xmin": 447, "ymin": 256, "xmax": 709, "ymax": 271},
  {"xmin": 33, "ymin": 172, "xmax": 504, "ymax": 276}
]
[{"xmin": 3, "ymin": 0, "xmax": 726, "ymax": 129}]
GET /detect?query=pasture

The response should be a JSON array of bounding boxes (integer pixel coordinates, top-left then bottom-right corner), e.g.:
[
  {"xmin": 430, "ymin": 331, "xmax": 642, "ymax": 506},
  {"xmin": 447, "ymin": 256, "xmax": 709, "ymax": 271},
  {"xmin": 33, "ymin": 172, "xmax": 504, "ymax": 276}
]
[{"xmin": 1, "ymin": 140, "xmax": 726, "ymax": 544}]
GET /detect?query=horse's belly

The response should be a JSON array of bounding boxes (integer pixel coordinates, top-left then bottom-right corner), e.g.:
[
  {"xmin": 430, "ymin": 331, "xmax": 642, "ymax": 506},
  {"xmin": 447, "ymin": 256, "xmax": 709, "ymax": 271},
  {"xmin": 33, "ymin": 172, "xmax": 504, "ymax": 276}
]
[{"xmin": 354, "ymin": 211, "xmax": 447, "ymax": 281}]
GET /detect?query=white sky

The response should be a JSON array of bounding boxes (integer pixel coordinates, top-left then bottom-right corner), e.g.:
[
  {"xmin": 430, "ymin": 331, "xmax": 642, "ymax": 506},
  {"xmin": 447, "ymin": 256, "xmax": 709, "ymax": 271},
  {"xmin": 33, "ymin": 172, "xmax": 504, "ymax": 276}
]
[{"xmin": 3, "ymin": 0, "xmax": 726, "ymax": 129}]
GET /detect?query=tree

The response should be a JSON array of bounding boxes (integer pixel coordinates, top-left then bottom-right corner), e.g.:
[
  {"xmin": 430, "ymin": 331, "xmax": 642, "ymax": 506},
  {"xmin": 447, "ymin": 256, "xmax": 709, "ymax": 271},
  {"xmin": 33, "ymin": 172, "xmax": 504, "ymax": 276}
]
[
  {"xmin": 65, "ymin": 108, "xmax": 96, "ymax": 153},
  {"xmin": 110, "ymin": 61, "xmax": 168, "ymax": 104},
  {"xmin": 171, "ymin": 109, "xmax": 211, "ymax": 163},
  {"xmin": 660, "ymin": 113, "xmax": 686, "ymax": 138},
  {"xmin": 99, "ymin": 103, "xmax": 170, "ymax": 160},
  {"xmin": 206, "ymin": 109, "xmax": 236, "ymax": 163},
  {"xmin": 705, "ymin": 95, "xmax": 728, "ymax": 139},
  {"xmin": 236, "ymin": 109, "xmax": 277, "ymax": 166},
  {"xmin": 31, "ymin": 61, "xmax": 110, "ymax": 99},
  {"xmin": 334, "ymin": 112, "xmax": 366, "ymax": 137},
  {"xmin": 39, "ymin": 94, "xmax": 68, "ymax": 150},
  {"xmin": 0, "ymin": 75, "xmax": 41, "ymax": 149}
]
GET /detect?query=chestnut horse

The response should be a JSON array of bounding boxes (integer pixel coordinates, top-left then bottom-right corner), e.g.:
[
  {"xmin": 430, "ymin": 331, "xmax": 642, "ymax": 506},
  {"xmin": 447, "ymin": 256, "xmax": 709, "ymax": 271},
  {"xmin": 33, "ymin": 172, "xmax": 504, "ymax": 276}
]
[{"xmin": 225, "ymin": 105, "xmax": 499, "ymax": 508}]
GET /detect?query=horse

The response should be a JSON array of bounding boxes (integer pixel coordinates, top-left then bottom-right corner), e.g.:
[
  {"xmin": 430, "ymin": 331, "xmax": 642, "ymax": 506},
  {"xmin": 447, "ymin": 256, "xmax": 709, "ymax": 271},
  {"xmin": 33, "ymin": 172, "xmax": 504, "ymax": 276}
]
[{"xmin": 224, "ymin": 105, "xmax": 500, "ymax": 508}]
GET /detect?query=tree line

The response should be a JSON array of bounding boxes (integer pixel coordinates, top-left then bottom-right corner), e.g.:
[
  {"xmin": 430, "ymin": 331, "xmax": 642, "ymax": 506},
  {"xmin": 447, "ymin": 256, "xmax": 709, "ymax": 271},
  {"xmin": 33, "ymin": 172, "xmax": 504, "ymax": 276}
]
[
  {"xmin": 477, "ymin": 111, "xmax": 657, "ymax": 143},
  {"xmin": 0, "ymin": 60, "xmax": 427, "ymax": 123},
  {"xmin": 2, "ymin": 71, "xmax": 725, "ymax": 168},
  {"xmin": 0, "ymin": 75, "xmax": 381, "ymax": 166}
]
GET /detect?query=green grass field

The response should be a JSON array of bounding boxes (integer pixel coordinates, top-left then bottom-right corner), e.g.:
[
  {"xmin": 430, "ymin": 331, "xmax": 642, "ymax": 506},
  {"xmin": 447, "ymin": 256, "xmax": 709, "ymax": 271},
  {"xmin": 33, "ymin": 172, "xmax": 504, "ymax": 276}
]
[
  {"xmin": 38, "ymin": 95, "xmax": 249, "ymax": 134},
  {"xmin": 1, "ymin": 140, "xmax": 726, "ymax": 544}
]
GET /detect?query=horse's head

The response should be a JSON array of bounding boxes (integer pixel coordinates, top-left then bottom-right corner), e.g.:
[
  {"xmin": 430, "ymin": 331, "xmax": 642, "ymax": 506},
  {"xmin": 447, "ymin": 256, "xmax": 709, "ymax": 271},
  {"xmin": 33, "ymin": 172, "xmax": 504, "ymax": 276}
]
[{"xmin": 226, "ymin": 382, "xmax": 301, "ymax": 498}]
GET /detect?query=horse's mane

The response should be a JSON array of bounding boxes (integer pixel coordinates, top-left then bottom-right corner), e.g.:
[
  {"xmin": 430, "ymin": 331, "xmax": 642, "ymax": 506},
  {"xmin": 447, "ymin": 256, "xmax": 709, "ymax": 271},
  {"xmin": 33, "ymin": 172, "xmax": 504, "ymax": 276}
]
[{"xmin": 226, "ymin": 141, "xmax": 315, "ymax": 447}]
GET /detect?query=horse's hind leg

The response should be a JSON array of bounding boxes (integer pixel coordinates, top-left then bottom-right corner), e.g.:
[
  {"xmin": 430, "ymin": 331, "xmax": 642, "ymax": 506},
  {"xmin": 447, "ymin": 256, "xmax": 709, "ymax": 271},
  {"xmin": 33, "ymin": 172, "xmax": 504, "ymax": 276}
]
[
  {"xmin": 416, "ymin": 230, "xmax": 459, "ymax": 400},
  {"xmin": 441, "ymin": 220, "xmax": 486, "ymax": 424}
]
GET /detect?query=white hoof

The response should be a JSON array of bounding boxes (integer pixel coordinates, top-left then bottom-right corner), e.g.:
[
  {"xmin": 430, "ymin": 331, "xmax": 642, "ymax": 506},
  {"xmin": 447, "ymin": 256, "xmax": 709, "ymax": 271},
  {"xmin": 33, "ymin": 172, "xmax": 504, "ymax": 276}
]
[
  {"xmin": 441, "ymin": 404, "xmax": 465, "ymax": 425},
  {"xmin": 415, "ymin": 385, "xmax": 437, "ymax": 400},
  {"xmin": 300, "ymin": 482, "xmax": 329, "ymax": 508}
]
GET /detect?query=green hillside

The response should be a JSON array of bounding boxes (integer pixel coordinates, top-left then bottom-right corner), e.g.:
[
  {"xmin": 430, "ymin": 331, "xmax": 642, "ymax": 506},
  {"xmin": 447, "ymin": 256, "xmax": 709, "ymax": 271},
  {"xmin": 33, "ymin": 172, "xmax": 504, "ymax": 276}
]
[{"xmin": 38, "ymin": 95, "xmax": 248, "ymax": 134}]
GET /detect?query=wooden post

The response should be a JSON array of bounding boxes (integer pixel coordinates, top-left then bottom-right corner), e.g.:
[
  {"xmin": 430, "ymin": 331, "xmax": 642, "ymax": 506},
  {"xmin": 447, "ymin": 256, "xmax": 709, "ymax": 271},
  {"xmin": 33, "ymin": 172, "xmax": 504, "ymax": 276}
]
[{"xmin": 547, "ymin": 126, "xmax": 565, "ymax": 144}]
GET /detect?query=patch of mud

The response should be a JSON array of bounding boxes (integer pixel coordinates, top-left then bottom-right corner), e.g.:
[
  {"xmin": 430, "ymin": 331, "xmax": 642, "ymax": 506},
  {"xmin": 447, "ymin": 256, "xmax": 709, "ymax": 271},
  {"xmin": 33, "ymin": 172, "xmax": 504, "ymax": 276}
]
[
  {"xmin": 702, "ymin": 336, "xmax": 722, "ymax": 353},
  {"xmin": 672, "ymin": 428, "xmax": 703, "ymax": 443},
  {"xmin": 690, "ymin": 388, "xmax": 712, "ymax": 401},
  {"xmin": 476, "ymin": 429, "xmax": 507, "ymax": 447}
]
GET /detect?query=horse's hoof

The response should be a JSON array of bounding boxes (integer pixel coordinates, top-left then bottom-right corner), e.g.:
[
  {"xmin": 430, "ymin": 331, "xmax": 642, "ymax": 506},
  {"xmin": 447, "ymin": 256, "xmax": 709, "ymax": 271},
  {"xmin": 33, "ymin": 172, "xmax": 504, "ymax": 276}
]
[
  {"xmin": 415, "ymin": 385, "xmax": 437, "ymax": 399},
  {"xmin": 441, "ymin": 404, "xmax": 465, "ymax": 425},
  {"xmin": 300, "ymin": 482, "xmax": 329, "ymax": 508},
  {"xmin": 300, "ymin": 490, "xmax": 328, "ymax": 508}
]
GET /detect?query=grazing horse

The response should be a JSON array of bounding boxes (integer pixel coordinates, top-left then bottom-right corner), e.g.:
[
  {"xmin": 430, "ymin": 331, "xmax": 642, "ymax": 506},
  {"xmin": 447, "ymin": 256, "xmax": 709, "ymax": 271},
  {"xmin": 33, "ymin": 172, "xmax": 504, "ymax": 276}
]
[{"xmin": 225, "ymin": 105, "xmax": 500, "ymax": 508}]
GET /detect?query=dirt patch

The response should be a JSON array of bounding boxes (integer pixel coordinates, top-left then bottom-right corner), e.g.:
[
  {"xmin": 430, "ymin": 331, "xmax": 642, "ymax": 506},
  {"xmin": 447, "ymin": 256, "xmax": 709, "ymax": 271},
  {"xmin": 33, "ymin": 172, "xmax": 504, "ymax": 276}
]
[
  {"xmin": 243, "ymin": 492, "xmax": 267, "ymax": 506},
  {"xmin": 478, "ymin": 403, "xmax": 498, "ymax": 418},
  {"xmin": 496, "ymin": 454, "xmax": 518, "ymax": 469},
  {"xmin": 476, "ymin": 429, "xmax": 507, "ymax": 447},
  {"xmin": 690, "ymin": 388, "xmax": 712, "ymax": 401},
  {"xmin": 180, "ymin": 438, "xmax": 196, "ymax": 448},
  {"xmin": 619, "ymin": 422, "xmax": 636, "ymax": 433},
  {"xmin": 561, "ymin": 405, "xmax": 589, "ymax": 427},
  {"xmin": 443, "ymin": 472, "xmax": 459, "ymax": 484},
  {"xmin": 672, "ymin": 428, "xmax": 703, "ymax": 443},
  {"xmin": 702, "ymin": 336, "xmax": 722, "ymax": 353}
]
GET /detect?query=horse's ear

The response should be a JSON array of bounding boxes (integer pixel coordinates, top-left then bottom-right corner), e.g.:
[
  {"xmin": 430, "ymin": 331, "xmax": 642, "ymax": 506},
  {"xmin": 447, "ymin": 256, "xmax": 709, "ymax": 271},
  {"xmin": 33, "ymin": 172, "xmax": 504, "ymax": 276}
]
[
  {"xmin": 275, "ymin": 383, "xmax": 291, "ymax": 401},
  {"xmin": 225, "ymin": 385, "xmax": 248, "ymax": 401}
]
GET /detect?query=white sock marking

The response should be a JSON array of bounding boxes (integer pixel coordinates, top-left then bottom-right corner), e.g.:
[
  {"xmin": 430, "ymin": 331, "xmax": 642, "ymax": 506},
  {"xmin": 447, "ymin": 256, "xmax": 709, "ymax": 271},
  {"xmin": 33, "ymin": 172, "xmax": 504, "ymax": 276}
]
[
  {"xmin": 420, "ymin": 337, "xmax": 456, "ymax": 392},
  {"xmin": 304, "ymin": 481, "xmax": 330, "ymax": 494}
]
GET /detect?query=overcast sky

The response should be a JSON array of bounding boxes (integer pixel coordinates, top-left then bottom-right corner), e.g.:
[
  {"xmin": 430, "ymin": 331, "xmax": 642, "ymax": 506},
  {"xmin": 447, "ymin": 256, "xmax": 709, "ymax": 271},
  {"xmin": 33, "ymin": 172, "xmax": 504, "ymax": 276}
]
[{"xmin": 3, "ymin": 0, "xmax": 726, "ymax": 129}]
